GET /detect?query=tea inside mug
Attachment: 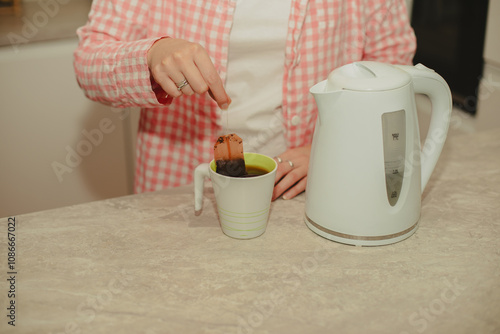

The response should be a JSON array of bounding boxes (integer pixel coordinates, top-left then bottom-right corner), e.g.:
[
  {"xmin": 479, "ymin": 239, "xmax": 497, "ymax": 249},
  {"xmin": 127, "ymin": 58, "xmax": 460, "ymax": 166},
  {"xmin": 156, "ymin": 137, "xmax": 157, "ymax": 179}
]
[{"xmin": 238, "ymin": 164, "xmax": 269, "ymax": 178}]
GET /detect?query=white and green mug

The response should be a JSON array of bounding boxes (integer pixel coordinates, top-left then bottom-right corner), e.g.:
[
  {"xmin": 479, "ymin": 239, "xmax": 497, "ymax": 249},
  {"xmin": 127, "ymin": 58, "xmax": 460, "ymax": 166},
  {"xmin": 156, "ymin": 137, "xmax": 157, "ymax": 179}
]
[{"xmin": 194, "ymin": 152, "xmax": 277, "ymax": 239}]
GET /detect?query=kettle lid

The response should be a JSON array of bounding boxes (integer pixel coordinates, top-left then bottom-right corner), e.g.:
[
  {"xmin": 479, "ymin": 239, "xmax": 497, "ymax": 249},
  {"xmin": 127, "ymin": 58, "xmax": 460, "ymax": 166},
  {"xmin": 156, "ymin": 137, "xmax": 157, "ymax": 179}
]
[{"xmin": 325, "ymin": 61, "xmax": 411, "ymax": 92}]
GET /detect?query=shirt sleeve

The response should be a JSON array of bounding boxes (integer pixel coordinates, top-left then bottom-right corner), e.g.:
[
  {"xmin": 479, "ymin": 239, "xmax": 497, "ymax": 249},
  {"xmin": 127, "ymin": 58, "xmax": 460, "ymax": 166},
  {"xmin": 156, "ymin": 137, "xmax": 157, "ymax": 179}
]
[
  {"xmin": 362, "ymin": 0, "xmax": 417, "ymax": 65},
  {"xmin": 73, "ymin": 0, "xmax": 172, "ymax": 108}
]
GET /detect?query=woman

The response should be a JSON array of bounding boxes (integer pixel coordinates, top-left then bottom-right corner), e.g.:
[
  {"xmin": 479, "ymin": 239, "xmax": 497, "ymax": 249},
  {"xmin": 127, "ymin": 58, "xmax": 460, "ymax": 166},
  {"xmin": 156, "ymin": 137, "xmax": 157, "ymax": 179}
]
[{"xmin": 74, "ymin": 0, "xmax": 416, "ymax": 200}]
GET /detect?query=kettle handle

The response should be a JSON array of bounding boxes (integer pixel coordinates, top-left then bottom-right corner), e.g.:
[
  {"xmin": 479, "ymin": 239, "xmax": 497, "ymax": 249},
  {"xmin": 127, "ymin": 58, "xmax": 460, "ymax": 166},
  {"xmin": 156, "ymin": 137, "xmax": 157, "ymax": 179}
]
[{"xmin": 396, "ymin": 64, "xmax": 452, "ymax": 192}]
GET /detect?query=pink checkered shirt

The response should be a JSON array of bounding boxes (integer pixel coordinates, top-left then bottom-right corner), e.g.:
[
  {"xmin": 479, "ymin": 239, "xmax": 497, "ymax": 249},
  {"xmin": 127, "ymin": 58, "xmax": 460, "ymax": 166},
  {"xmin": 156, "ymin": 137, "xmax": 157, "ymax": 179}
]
[{"xmin": 74, "ymin": 0, "xmax": 416, "ymax": 193}]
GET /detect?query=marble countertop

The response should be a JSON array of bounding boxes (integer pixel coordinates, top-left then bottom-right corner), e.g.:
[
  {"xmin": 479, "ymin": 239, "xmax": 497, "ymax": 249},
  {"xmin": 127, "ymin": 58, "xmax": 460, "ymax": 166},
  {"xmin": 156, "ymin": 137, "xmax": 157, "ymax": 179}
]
[{"xmin": 1, "ymin": 128, "xmax": 500, "ymax": 334}]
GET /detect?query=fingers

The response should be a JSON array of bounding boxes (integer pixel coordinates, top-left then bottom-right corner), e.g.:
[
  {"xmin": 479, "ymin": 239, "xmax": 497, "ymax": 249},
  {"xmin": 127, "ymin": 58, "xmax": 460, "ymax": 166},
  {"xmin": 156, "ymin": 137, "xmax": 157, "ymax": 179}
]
[
  {"xmin": 147, "ymin": 38, "xmax": 231, "ymax": 109},
  {"xmin": 273, "ymin": 158, "xmax": 294, "ymax": 188},
  {"xmin": 281, "ymin": 177, "xmax": 308, "ymax": 200},
  {"xmin": 193, "ymin": 53, "xmax": 230, "ymax": 109},
  {"xmin": 272, "ymin": 146, "xmax": 311, "ymax": 201},
  {"xmin": 272, "ymin": 167, "xmax": 307, "ymax": 201}
]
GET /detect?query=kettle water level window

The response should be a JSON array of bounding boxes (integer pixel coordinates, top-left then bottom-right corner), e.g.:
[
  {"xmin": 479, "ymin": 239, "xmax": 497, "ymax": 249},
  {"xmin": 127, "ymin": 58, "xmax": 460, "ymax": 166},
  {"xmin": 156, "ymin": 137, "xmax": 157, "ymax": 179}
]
[{"xmin": 382, "ymin": 110, "xmax": 406, "ymax": 206}]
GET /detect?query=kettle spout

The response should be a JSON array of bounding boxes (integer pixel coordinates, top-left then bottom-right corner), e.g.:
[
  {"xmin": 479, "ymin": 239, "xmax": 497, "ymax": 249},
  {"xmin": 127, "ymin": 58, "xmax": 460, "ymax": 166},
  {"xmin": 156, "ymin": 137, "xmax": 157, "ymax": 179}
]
[{"xmin": 310, "ymin": 80, "xmax": 342, "ymax": 119}]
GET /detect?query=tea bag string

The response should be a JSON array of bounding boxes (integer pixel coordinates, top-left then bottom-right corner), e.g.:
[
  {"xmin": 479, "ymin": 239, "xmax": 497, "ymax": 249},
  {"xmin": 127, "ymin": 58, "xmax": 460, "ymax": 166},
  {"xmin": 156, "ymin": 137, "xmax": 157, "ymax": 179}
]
[{"xmin": 221, "ymin": 107, "xmax": 231, "ymax": 135}]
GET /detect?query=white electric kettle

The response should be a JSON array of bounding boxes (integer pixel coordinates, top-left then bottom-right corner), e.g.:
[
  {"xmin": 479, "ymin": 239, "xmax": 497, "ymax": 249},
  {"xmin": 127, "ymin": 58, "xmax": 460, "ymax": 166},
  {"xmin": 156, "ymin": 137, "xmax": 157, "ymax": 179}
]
[{"xmin": 305, "ymin": 61, "xmax": 452, "ymax": 246}]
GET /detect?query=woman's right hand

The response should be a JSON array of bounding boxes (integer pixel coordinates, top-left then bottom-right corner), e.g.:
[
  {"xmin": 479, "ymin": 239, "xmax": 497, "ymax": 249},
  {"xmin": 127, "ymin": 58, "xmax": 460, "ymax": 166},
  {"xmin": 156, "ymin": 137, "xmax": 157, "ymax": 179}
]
[{"xmin": 147, "ymin": 38, "xmax": 231, "ymax": 109}]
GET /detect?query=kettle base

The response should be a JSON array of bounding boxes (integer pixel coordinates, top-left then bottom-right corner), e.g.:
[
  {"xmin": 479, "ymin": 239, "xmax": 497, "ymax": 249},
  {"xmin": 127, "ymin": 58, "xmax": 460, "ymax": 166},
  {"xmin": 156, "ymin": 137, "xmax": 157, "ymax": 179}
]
[{"xmin": 304, "ymin": 215, "xmax": 419, "ymax": 246}]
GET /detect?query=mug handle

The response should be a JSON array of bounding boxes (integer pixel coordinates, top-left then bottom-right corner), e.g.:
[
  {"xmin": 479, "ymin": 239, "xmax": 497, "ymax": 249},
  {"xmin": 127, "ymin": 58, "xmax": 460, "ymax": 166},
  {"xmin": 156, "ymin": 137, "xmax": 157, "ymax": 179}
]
[{"xmin": 194, "ymin": 163, "xmax": 210, "ymax": 214}]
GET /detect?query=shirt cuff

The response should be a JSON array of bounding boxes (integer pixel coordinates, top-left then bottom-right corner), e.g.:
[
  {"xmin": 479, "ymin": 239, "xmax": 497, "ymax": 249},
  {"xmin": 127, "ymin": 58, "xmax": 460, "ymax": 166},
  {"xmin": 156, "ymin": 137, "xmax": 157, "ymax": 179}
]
[{"xmin": 114, "ymin": 36, "xmax": 173, "ymax": 107}]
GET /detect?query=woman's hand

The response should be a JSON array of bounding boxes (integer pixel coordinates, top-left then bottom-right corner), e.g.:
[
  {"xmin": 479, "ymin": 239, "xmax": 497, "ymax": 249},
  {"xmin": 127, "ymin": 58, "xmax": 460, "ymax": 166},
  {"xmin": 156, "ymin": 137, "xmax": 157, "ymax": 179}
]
[
  {"xmin": 272, "ymin": 145, "xmax": 311, "ymax": 201},
  {"xmin": 147, "ymin": 38, "xmax": 231, "ymax": 109}
]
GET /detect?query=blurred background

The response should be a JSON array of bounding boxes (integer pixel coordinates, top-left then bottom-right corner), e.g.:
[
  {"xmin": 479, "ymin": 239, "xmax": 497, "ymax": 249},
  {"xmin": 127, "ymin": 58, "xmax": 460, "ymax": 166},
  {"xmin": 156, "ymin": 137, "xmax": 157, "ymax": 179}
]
[{"xmin": 0, "ymin": 0, "xmax": 498, "ymax": 217}]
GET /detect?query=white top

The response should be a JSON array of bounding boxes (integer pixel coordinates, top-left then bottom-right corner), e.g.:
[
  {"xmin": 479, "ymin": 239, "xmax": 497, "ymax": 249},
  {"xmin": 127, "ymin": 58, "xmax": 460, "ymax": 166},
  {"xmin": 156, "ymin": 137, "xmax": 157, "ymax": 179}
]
[{"xmin": 222, "ymin": 0, "xmax": 291, "ymax": 157}]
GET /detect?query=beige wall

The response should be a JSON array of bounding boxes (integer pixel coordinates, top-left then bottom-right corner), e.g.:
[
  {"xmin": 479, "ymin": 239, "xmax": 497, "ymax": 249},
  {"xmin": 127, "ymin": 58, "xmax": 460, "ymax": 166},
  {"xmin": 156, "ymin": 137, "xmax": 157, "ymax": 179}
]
[{"xmin": 0, "ymin": 38, "xmax": 139, "ymax": 217}]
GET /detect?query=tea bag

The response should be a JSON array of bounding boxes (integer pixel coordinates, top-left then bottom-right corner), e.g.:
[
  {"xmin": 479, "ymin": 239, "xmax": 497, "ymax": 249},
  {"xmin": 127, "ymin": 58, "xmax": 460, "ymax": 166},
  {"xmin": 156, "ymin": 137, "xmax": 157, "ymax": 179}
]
[{"xmin": 214, "ymin": 133, "xmax": 247, "ymax": 177}]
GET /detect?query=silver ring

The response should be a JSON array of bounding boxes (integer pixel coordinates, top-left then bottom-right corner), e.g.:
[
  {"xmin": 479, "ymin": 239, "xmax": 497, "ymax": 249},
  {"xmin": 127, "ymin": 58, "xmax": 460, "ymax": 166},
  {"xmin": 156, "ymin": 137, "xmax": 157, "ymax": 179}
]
[
  {"xmin": 286, "ymin": 160, "xmax": 294, "ymax": 168},
  {"xmin": 275, "ymin": 156, "xmax": 283, "ymax": 163},
  {"xmin": 176, "ymin": 79, "xmax": 189, "ymax": 91}
]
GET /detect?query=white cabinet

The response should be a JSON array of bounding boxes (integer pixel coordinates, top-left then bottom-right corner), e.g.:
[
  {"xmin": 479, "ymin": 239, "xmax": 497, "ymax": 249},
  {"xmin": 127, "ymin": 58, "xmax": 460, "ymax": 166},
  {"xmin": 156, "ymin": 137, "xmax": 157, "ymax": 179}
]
[
  {"xmin": 476, "ymin": 0, "xmax": 500, "ymax": 130},
  {"xmin": 483, "ymin": 0, "xmax": 500, "ymax": 67},
  {"xmin": 0, "ymin": 38, "xmax": 139, "ymax": 217},
  {"xmin": 406, "ymin": 0, "xmax": 413, "ymax": 18}
]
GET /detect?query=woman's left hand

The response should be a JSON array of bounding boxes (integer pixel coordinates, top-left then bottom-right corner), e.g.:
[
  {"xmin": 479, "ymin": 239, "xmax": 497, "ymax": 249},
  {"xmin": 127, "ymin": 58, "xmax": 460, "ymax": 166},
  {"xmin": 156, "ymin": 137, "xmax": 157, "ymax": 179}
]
[{"xmin": 272, "ymin": 145, "xmax": 311, "ymax": 201}]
